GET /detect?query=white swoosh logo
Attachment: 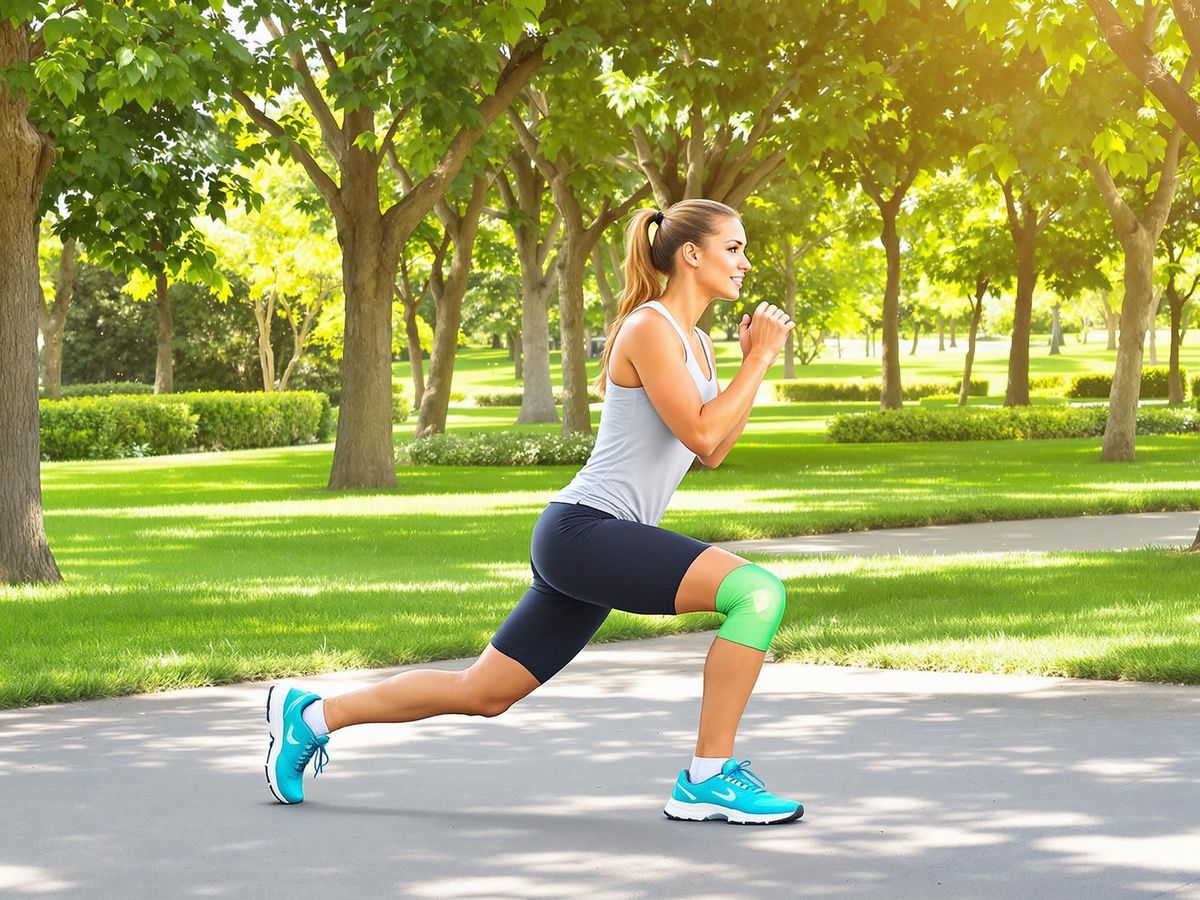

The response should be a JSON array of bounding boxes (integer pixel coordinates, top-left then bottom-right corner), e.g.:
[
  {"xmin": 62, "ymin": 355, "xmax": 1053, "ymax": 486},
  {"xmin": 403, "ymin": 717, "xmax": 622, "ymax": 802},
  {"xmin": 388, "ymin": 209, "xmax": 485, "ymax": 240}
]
[
  {"xmin": 286, "ymin": 724, "xmax": 300, "ymax": 745},
  {"xmin": 715, "ymin": 788, "xmax": 736, "ymax": 801}
]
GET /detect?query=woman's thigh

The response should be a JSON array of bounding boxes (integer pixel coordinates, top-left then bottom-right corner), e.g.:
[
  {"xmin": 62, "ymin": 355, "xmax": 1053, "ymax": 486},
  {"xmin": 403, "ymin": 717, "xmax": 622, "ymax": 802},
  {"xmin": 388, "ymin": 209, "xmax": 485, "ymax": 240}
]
[{"xmin": 531, "ymin": 502, "xmax": 720, "ymax": 617}]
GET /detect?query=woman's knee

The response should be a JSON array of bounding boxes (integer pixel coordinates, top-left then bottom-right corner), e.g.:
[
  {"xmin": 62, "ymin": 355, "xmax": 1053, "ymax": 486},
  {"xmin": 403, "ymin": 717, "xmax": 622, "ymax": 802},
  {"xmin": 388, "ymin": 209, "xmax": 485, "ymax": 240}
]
[
  {"xmin": 461, "ymin": 648, "xmax": 541, "ymax": 717},
  {"xmin": 714, "ymin": 564, "xmax": 787, "ymax": 652}
]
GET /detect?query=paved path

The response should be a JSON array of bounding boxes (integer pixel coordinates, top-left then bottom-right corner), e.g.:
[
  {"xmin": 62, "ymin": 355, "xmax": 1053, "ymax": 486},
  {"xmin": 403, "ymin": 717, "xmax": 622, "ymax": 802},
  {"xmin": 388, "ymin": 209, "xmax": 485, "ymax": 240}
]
[
  {"xmin": 717, "ymin": 511, "xmax": 1199, "ymax": 557},
  {"xmin": 3, "ymin": 630, "xmax": 1200, "ymax": 899}
]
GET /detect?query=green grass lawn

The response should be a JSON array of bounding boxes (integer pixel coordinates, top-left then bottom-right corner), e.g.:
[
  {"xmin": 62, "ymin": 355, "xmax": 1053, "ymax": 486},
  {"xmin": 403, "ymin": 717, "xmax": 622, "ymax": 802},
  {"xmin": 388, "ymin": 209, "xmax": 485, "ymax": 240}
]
[{"xmin": 2, "ymin": 338, "xmax": 1198, "ymax": 708}]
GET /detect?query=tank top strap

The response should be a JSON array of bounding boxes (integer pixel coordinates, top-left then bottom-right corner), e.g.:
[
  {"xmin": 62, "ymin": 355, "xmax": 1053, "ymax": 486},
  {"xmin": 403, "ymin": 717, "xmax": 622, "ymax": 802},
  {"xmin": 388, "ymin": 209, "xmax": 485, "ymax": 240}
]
[{"xmin": 640, "ymin": 300, "xmax": 695, "ymax": 365}]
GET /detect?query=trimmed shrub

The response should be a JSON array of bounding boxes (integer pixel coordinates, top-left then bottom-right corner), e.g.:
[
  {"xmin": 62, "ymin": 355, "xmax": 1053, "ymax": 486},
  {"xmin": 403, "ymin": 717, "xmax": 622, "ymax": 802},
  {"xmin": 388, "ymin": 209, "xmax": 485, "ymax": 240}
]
[
  {"xmin": 56, "ymin": 382, "xmax": 154, "ymax": 398},
  {"xmin": 393, "ymin": 391, "xmax": 412, "ymax": 424},
  {"xmin": 473, "ymin": 389, "xmax": 602, "ymax": 407},
  {"xmin": 1029, "ymin": 375, "xmax": 1066, "ymax": 392},
  {"xmin": 827, "ymin": 405, "xmax": 1200, "ymax": 443},
  {"xmin": 172, "ymin": 391, "xmax": 330, "ymax": 450},
  {"xmin": 1067, "ymin": 367, "xmax": 1183, "ymax": 399},
  {"xmin": 775, "ymin": 379, "xmax": 988, "ymax": 402},
  {"xmin": 400, "ymin": 430, "xmax": 595, "ymax": 466},
  {"xmin": 40, "ymin": 396, "xmax": 197, "ymax": 460},
  {"xmin": 1192, "ymin": 374, "xmax": 1200, "ymax": 400}
]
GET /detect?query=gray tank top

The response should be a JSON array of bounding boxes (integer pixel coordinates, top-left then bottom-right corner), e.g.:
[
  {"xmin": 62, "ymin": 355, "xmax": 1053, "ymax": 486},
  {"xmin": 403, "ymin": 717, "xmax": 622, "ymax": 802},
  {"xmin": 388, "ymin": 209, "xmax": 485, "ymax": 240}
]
[{"xmin": 551, "ymin": 300, "xmax": 719, "ymax": 526}]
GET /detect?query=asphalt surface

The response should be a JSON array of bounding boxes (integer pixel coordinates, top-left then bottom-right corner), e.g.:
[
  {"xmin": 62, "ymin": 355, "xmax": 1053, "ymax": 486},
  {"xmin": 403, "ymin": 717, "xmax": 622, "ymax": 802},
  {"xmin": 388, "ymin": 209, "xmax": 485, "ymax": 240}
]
[
  {"xmin": 716, "ymin": 510, "xmax": 1199, "ymax": 557},
  {"xmin": 3, "ymin": 513, "xmax": 1199, "ymax": 899}
]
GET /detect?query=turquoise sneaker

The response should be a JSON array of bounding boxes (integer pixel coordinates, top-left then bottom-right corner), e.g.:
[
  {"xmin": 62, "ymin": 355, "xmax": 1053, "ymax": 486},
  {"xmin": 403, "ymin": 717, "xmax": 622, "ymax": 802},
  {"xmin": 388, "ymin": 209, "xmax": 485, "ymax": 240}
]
[
  {"xmin": 663, "ymin": 758, "xmax": 803, "ymax": 825},
  {"xmin": 265, "ymin": 685, "xmax": 330, "ymax": 804}
]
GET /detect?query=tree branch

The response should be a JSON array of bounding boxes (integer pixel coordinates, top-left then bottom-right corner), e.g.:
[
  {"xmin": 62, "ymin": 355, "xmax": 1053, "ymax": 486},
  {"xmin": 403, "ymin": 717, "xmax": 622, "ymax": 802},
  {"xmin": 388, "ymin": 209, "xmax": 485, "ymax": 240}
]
[
  {"xmin": 1083, "ymin": 153, "xmax": 1140, "ymax": 236},
  {"xmin": 381, "ymin": 36, "xmax": 545, "ymax": 243},
  {"xmin": 231, "ymin": 88, "xmax": 345, "ymax": 219},
  {"xmin": 630, "ymin": 124, "xmax": 674, "ymax": 208},
  {"xmin": 1086, "ymin": 0, "xmax": 1200, "ymax": 148},
  {"xmin": 262, "ymin": 16, "xmax": 346, "ymax": 165}
]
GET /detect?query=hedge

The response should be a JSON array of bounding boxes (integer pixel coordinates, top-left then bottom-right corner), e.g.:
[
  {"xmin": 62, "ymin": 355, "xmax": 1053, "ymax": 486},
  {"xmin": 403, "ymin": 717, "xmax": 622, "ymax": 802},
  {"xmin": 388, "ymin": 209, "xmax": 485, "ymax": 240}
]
[
  {"xmin": 171, "ymin": 391, "xmax": 332, "ymax": 450},
  {"xmin": 39, "ymin": 391, "xmax": 334, "ymax": 460},
  {"xmin": 400, "ymin": 430, "xmax": 595, "ymax": 466},
  {"xmin": 827, "ymin": 405, "xmax": 1200, "ymax": 443},
  {"xmin": 775, "ymin": 379, "xmax": 989, "ymax": 402},
  {"xmin": 40, "ymin": 396, "xmax": 197, "ymax": 460},
  {"xmin": 1192, "ymin": 373, "xmax": 1200, "ymax": 400},
  {"xmin": 1067, "ymin": 366, "xmax": 1186, "ymax": 399},
  {"xmin": 473, "ymin": 388, "xmax": 603, "ymax": 407},
  {"xmin": 55, "ymin": 382, "xmax": 155, "ymax": 398}
]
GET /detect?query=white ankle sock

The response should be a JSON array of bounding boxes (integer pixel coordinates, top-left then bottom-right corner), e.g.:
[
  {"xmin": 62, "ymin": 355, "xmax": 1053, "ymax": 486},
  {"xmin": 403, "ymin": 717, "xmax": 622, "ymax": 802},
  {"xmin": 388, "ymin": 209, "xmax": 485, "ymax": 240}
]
[
  {"xmin": 301, "ymin": 700, "xmax": 330, "ymax": 737},
  {"xmin": 688, "ymin": 756, "xmax": 726, "ymax": 784}
]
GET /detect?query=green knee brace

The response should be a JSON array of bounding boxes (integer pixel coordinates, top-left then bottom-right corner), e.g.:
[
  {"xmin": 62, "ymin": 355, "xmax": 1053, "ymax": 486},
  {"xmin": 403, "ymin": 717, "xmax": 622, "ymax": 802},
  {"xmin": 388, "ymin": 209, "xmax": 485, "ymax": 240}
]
[{"xmin": 714, "ymin": 564, "xmax": 787, "ymax": 652}]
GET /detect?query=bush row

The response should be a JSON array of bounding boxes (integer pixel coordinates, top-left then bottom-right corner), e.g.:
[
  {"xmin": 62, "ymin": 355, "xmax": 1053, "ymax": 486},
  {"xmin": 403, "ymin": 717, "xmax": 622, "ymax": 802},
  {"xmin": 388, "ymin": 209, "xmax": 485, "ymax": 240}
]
[
  {"xmin": 472, "ymin": 388, "xmax": 602, "ymax": 407},
  {"xmin": 54, "ymin": 381, "xmax": 155, "ymax": 397},
  {"xmin": 775, "ymin": 379, "xmax": 989, "ymax": 402},
  {"xmin": 39, "ymin": 391, "xmax": 334, "ymax": 460},
  {"xmin": 40, "ymin": 396, "xmax": 197, "ymax": 460},
  {"xmin": 1068, "ymin": 366, "xmax": 1188, "ymax": 399},
  {"xmin": 827, "ymin": 405, "xmax": 1200, "ymax": 444},
  {"xmin": 400, "ymin": 431, "xmax": 595, "ymax": 466}
]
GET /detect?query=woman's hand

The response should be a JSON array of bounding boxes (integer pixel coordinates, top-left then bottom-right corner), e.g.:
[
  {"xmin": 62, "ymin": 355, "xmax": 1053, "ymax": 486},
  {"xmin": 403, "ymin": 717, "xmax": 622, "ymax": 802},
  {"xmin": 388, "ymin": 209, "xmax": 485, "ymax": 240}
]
[{"xmin": 739, "ymin": 303, "xmax": 795, "ymax": 364}]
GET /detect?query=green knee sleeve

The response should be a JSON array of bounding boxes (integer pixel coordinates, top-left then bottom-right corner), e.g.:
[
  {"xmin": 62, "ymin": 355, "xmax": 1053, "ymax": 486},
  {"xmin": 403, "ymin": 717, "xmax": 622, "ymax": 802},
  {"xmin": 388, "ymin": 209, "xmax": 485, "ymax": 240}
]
[{"xmin": 714, "ymin": 564, "xmax": 787, "ymax": 652}]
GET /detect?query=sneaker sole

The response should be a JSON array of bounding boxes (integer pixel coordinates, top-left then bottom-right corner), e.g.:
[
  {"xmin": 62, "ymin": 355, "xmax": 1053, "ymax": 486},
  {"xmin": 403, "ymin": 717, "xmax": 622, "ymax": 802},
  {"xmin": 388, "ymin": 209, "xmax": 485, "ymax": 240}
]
[
  {"xmin": 663, "ymin": 797, "xmax": 803, "ymax": 825},
  {"xmin": 264, "ymin": 684, "xmax": 293, "ymax": 804}
]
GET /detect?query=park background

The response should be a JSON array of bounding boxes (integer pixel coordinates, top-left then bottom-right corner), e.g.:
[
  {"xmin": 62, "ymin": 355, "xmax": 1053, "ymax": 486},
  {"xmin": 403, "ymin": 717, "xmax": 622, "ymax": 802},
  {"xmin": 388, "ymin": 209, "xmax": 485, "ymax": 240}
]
[{"xmin": 2, "ymin": 0, "xmax": 1199, "ymax": 710}]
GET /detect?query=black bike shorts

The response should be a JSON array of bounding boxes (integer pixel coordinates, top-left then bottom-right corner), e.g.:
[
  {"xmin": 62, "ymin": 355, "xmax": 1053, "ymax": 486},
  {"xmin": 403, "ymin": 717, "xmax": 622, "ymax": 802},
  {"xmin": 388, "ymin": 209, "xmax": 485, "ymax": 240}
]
[{"xmin": 489, "ymin": 501, "xmax": 712, "ymax": 683}]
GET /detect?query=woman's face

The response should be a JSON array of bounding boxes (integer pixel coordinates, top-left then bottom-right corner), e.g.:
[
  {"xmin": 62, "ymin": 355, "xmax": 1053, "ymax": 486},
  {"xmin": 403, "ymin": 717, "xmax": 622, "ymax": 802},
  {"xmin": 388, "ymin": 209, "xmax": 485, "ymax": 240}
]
[{"xmin": 684, "ymin": 216, "xmax": 751, "ymax": 301}]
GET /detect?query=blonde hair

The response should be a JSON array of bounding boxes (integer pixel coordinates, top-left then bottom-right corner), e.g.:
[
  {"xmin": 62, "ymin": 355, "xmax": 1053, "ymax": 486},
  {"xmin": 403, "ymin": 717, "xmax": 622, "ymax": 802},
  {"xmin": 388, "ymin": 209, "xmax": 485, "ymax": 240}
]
[{"xmin": 595, "ymin": 199, "xmax": 739, "ymax": 397}]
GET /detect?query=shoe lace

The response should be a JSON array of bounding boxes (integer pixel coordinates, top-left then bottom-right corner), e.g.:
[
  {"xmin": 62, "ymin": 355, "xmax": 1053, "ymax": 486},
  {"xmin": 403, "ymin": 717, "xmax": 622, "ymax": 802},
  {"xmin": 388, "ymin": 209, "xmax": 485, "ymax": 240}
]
[
  {"xmin": 724, "ymin": 759, "xmax": 766, "ymax": 793},
  {"xmin": 293, "ymin": 738, "xmax": 330, "ymax": 779}
]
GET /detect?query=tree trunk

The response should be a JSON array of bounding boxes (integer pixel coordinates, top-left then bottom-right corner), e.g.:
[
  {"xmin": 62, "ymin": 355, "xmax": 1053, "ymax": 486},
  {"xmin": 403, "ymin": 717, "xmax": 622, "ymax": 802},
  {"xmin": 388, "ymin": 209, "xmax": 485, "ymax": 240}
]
[
  {"xmin": 401, "ymin": 287, "xmax": 425, "ymax": 404},
  {"xmin": 879, "ymin": 204, "xmax": 903, "ymax": 409},
  {"xmin": 1146, "ymin": 292, "xmax": 1159, "ymax": 365},
  {"xmin": 154, "ymin": 270, "xmax": 174, "ymax": 393},
  {"xmin": 909, "ymin": 318, "xmax": 920, "ymax": 355},
  {"xmin": 782, "ymin": 237, "xmax": 797, "ymax": 380},
  {"xmin": 415, "ymin": 178, "xmax": 490, "ymax": 438},
  {"xmin": 0, "ymin": 19, "xmax": 61, "ymax": 583},
  {"xmin": 556, "ymin": 222, "xmax": 592, "ymax": 434},
  {"xmin": 1102, "ymin": 292, "xmax": 1118, "ymax": 350},
  {"xmin": 1102, "ymin": 231, "xmax": 1154, "ymax": 462},
  {"xmin": 592, "ymin": 242, "xmax": 619, "ymax": 338},
  {"xmin": 1188, "ymin": 519, "xmax": 1200, "ymax": 553},
  {"xmin": 1049, "ymin": 303, "xmax": 1063, "ymax": 355},
  {"xmin": 329, "ymin": 207, "xmax": 400, "ymax": 489},
  {"xmin": 516, "ymin": 276, "xmax": 557, "ymax": 424},
  {"xmin": 959, "ymin": 283, "xmax": 986, "ymax": 406},
  {"xmin": 864, "ymin": 326, "xmax": 870, "ymax": 357},
  {"xmin": 949, "ymin": 316, "xmax": 957, "ymax": 348},
  {"xmin": 38, "ymin": 236, "xmax": 75, "ymax": 399},
  {"xmin": 1168, "ymin": 284, "xmax": 1184, "ymax": 403},
  {"xmin": 1004, "ymin": 223, "xmax": 1037, "ymax": 406},
  {"xmin": 509, "ymin": 330, "xmax": 523, "ymax": 381},
  {"xmin": 937, "ymin": 313, "xmax": 945, "ymax": 351}
]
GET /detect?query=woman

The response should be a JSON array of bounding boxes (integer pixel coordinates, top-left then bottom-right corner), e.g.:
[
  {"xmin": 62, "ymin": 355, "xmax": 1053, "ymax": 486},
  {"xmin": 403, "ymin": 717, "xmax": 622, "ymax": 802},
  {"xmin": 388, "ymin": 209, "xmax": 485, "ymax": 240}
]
[{"xmin": 265, "ymin": 198, "xmax": 801, "ymax": 824}]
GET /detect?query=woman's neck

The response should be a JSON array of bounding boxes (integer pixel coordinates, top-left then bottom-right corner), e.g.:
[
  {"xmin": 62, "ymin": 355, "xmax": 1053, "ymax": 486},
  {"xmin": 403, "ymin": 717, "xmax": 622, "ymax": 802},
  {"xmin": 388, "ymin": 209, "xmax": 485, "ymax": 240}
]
[{"xmin": 656, "ymin": 280, "xmax": 712, "ymax": 330}]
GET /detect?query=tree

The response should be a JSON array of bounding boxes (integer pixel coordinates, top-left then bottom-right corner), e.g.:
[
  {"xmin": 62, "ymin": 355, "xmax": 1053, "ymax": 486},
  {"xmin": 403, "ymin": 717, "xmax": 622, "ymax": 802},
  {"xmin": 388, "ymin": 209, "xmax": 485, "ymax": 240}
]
[
  {"xmin": 490, "ymin": 133, "xmax": 562, "ymax": 424},
  {"xmin": 824, "ymin": 3, "xmax": 981, "ymax": 409},
  {"xmin": 1159, "ymin": 170, "xmax": 1200, "ymax": 401},
  {"xmin": 507, "ymin": 73, "xmax": 649, "ymax": 435},
  {"xmin": 1, "ymin": 3, "xmax": 238, "ymax": 583},
  {"xmin": 36, "ymin": 220, "xmax": 74, "ymax": 399},
  {"xmin": 211, "ymin": 1, "xmax": 553, "ymax": 486},
  {"xmin": 201, "ymin": 162, "xmax": 342, "ymax": 392}
]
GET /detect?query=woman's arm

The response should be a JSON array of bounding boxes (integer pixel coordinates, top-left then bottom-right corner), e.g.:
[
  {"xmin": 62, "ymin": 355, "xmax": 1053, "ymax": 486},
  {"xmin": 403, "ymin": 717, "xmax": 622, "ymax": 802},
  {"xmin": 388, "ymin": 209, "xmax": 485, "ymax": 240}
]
[{"xmin": 697, "ymin": 333, "xmax": 753, "ymax": 467}]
